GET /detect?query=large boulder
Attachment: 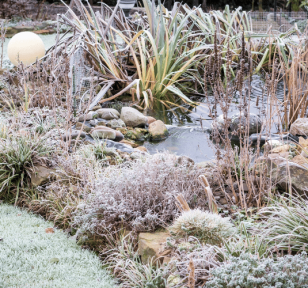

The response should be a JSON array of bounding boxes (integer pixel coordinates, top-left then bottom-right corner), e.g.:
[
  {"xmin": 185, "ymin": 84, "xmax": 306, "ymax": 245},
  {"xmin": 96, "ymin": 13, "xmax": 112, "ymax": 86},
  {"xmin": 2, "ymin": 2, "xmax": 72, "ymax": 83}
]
[
  {"xmin": 120, "ymin": 107, "xmax": 148, "ymax": 127},
  {"xmin": 149, "ymin": 120, "xmax": 169, "ymax": 141},
  {"xmin": 138, "ymin": 232, "xmax": 170, "ymax": 264},
  {"xmin": 30, "ymin": 165, "xmax": 56, "ymax": 187},
  {"xmin": 96, "ymin": 108, "xmax": 120, "ymax": 120},
  {"xmin": 290, "ymin": 118, "xmax": 308, "ymax": 136}
]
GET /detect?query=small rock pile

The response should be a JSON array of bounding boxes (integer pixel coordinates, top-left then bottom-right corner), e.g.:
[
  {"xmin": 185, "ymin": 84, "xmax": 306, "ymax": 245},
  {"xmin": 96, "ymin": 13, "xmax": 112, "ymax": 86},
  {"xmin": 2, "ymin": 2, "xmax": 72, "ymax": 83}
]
[{"xmin": 62, "ymin": 106, "xmax": 169, "ymax": 160}]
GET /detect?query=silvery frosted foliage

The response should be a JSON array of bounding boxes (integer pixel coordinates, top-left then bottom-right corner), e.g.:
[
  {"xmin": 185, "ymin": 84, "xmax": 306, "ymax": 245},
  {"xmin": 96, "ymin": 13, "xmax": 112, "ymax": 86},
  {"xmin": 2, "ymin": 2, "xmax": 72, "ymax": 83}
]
[
  {"xmin": 73, "ymin": 152, "xmax": 208, "ymax": 236},
  {"xmin": 169, "ymin": 209, "xmax": 235, "ymax": 244},
  {"xmin": 206, "ymin": 253, "xmax": 308, "ymax": 288}
]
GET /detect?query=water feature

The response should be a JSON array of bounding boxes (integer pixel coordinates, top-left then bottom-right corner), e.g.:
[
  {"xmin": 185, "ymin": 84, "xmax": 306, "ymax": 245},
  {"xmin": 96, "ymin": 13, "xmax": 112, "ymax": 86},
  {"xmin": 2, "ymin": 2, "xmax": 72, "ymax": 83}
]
[
  {"xmin": 145, "ymin": 75, "xmax": 286, "ymax": 162},
  {"xmin": 1, "ymin": 34, "xmax": 287, "ymax": 163}
]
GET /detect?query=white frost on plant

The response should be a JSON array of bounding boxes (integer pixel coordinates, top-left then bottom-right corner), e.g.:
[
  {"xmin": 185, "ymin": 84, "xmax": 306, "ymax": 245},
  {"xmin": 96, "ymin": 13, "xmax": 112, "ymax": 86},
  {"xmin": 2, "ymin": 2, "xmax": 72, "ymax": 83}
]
[{"xmin": 169, "ymin": 209, "xmax": 235, "ymax": 244}]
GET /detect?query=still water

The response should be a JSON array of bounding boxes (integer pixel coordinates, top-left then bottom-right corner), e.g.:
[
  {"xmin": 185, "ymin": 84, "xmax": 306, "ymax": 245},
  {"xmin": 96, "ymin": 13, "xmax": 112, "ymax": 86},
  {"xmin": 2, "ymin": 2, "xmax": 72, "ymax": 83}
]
[{"xmin": 1, "ymin": 34, "xmax": 286, "ymax": 163}]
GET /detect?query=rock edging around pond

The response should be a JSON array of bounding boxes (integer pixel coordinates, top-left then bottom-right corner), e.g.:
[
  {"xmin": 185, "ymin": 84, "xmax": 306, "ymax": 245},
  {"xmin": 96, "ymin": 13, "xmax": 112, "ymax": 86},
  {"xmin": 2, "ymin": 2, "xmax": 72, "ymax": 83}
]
[{"xmin": 61, "ymin": 106, "xmax": 169, "ymax": 160}]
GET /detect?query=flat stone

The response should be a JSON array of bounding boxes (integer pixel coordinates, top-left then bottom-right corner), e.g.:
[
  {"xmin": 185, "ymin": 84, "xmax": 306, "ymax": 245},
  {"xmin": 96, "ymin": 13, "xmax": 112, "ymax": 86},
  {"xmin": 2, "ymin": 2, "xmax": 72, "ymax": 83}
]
[
  {"xmin": 120, "ymin": 139, "xmax": 139, "ymax": 148},
  {"xmin": 138, "ymin": 232, "xmax": 170, "ymax": 264},
  {"xmin": 91, "ymin": 127, "xmax": 124, "ymax": 141},
  {"xmin": 90, "ymin": 127, "xmax": 116, "ymax": 140},
  {"xmin": 30, "ymin": 165, "xmax": 56, "ymax": 187},
  {"xmin": 62, "ymin": 130, "xmax": 87, "ymax": 141}
]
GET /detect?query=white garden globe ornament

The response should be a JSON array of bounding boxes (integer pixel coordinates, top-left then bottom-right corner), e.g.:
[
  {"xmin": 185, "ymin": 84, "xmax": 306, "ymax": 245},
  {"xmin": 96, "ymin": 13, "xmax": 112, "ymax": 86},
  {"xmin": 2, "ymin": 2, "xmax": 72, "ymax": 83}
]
[{"xmin": 7, "ymin": 32, "xmax": 45, "ymax": 66}]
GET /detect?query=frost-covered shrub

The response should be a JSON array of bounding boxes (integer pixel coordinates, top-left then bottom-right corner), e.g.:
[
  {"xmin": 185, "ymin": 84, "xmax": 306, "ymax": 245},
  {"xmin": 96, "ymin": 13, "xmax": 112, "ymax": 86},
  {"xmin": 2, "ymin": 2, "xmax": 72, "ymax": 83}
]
[
  {"xmin": 73, "ymin": 153, "xmax": 208, "ymax": 237},
  {"xmin": 169, "ymin": 209, "xmax": 235, "ymax": 244},
  {"xmin": 206, "ymin": 253, "xmax": 308, "ymax": 288}
]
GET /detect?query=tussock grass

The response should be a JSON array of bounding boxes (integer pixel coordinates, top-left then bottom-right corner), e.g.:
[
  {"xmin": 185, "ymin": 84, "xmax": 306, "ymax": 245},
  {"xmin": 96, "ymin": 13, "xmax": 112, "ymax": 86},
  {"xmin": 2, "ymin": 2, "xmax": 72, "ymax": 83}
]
[
  {"xmin": 0, "ymin": 132, "xmax": 52, "ymax": 205},
  {"xmin": 0, "ymin": 203, "xmax": 115, "ymax": 288}
]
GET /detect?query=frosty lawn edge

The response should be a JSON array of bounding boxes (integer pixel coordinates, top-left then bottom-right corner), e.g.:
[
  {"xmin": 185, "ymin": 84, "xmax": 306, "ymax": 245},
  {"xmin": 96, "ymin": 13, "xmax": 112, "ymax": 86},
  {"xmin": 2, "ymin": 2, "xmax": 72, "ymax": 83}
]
[{"xmin": 0, "ymin": 204, "xmax": 116, "ymax": 288}]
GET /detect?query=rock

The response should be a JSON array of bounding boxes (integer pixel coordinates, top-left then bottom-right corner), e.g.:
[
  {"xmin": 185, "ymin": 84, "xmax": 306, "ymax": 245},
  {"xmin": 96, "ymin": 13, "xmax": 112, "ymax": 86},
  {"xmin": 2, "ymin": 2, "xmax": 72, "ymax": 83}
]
[
  {"xmin": 78, "ymin": 111, "xmax": 98, "ymax": 122},
  {"xmin": 107, "ymin": 119, "xmax": 126, "ymax": 129},
  {"xmin": 149, "ymin": 120, "xmax": 169, "ymax": 141},
  {"xmin": 91, "ymin": 127, "xmax": 116, "ymax": 140},
  {"xmin": 263, "ymin": 139, "xmax": 284, "ymax": 151},
  {"xmin": 97, "ymin": 120, "xmax": 107, "ymax": 126},
  {"xmin": 138, "ymin": 232, "xmax": 170, "ymax": 264},
  {"xmin": 147, "ymin": 116, "xmax": 156, "ymax": 125},
  {"xmin": 219, "ymin": 198, "xmax": 228, "ymax": 205},
  {"xmin": 130, "ymin": 151, "xmax": 149, "ymax": 160},
  {"xmin": 30, "ymin": 165, "xmax": 56, "ymax": 187},
  {"xmin": 105, "ymin": 140, "xmax": 134, "ymax": 153},
  {"xmin": 90, "ymin": 105, "xmax": 101, "ymax": 111},
  {"xmin": 230, "ymin": 113, "xmax": 262, "ymax": 135},
  {"xmin": 196, "ymin": 160, "xmax": 216, "ymax": 169},
  {"xmin": 96, "ymin": 108, "xmax": 120, "ymax": 120},
  {"xmin": 89, "ymin": 119, "xmax": 98, "ymax": 126},
  {"xmin": 114, "ymin": 130, "xmax": 124, "ymax": 142},
  {"xmin": 75, "ymin": 122, "xmax": 91, "ymax": 133},
  {"xmin": 120, "ymin": 107, "xmax": 148, "ymax": 127},
  {"xmin": 123, "ymin": 128, "xmax": 147, "ymax": 141},
  {"xmin": 290, "ymin": 118, "xmax": 308, "ymax": 136},
  {"xmin": 91, "ymin": 127, "xmax": 124, "ymax": 141},
  {"xmin": 176, "ymin": 156, "xmax": 195, "ymax": 166},
  {"xmin": 257, "ymin": 155, "xmax": 308, "ymax": 194},
  {"xmin": 62, "ymin": 130, "xmax": 87, "ymax": 141},
  {"xmin": 211, "ymin": 114, "xmax": 228, "ymax": 132},
  {"xmin": 134, "ymin": 146, "xmax": 148, "ymax": 152},
  {"xmin": 270, "ymin": 144, "xmax": 290, "ymax": 154},
  {"xmin": 291, "ymin": 155, "xmax": 308, "ymax": 168},
  {"xmin": 119, "ymin": 139, "xmax": 139, "ymax": 148}
]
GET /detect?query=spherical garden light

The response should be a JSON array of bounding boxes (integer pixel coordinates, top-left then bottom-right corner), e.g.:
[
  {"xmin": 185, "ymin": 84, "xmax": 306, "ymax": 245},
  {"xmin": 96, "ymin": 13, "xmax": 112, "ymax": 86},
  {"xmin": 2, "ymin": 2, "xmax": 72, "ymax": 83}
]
[
  {"xmin": 119, "ymin": 0, "xmax": 137, "ymax": 17},
  {"xmin": 7, "ymin": 32, "xmax": 45, "ymax": 66}
]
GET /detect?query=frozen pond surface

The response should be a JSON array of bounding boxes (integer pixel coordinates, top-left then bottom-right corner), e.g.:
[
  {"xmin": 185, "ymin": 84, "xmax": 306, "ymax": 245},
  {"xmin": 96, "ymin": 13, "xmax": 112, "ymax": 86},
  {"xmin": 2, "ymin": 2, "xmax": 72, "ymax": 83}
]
[{"xmin": 1, "ymin": 34, "xmax": 285, "ymax": 163}]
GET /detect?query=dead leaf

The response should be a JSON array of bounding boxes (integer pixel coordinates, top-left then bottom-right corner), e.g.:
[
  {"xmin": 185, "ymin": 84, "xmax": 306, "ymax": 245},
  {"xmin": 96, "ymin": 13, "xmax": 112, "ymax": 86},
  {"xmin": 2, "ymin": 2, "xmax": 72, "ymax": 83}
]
[{"xmin": 45, "ymin": 228, "xmax": 54, "ymax": 234}]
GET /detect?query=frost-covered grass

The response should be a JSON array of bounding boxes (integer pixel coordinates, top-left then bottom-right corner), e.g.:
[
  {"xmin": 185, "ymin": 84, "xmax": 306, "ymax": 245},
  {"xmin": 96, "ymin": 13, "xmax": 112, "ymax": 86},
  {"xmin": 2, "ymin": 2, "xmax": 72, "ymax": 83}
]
[
  {"xmin": 0, "ymin": 204, "xmax": 116, "ymax": 288},
  {"xmin": 169, "ymin": 209, "xmax": 235, "ymax": 245}
]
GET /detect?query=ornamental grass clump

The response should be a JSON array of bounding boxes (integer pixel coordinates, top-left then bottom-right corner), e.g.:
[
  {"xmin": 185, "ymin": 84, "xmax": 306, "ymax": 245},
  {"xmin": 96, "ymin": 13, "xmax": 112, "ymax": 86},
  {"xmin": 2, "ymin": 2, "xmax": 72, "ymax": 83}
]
[
  {"xmin": 206, "ymin": 253, "xmax": 308, "ymax": 288},
  {"xmin": 169, "ymin": 209, "xmax": 235, "ymax": 245},
  {"xmin": 0, "ymin": 132, "xmax": 52, "ymax": 205},
  {"xmin": 259, "ymin": 195, "xmax": 308, "ymax": 253}
]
